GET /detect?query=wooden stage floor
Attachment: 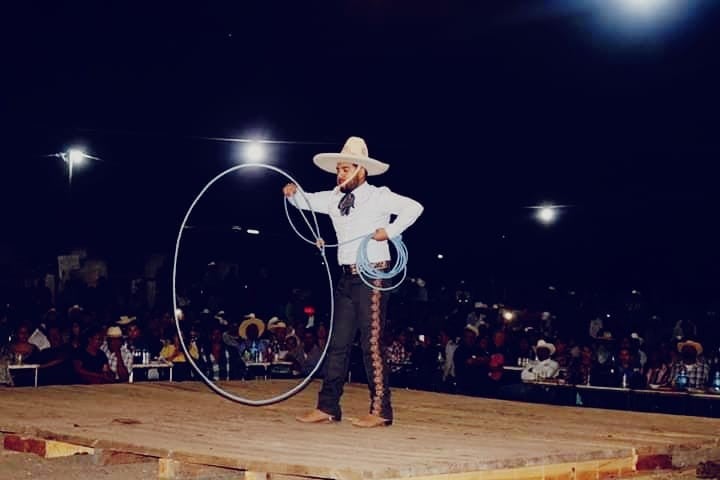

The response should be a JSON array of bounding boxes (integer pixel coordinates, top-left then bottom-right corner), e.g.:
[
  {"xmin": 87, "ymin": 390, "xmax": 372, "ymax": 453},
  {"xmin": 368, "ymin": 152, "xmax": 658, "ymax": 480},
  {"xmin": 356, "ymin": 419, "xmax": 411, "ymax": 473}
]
[{"xmin": 1, "ymin": 380, "xmax": 719, "ymax": 480}]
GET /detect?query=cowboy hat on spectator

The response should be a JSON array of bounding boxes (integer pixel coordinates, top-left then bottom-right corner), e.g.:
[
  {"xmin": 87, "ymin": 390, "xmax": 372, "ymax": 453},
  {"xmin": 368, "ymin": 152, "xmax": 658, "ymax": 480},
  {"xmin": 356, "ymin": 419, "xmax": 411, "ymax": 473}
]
[
  {"xmin": 677, "ymin": 339, "xmax": 703, "ymax": 356},
  {"xmin": 106, "ymin": 326, "xmax": 123, "ymax": 338},
  {"xmin": 117, "ymin": 315, "xmax": 137, "ymax": 326},
  {"xmin": 535, "ymin": 339, "xmax": 556, "ymax": 356},
  {"xmin": 267, "ymin": 317, "xmax": 288, "ymax": 332},
  {"xmin": 239, "ymin": 313, "xmax": 265, "ymax": 339}
]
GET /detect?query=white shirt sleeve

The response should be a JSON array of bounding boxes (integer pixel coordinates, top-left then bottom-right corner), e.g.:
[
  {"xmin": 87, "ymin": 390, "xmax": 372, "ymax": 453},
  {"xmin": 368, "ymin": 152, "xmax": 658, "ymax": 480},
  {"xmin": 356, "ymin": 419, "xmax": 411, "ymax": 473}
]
[
  {"xmin": 288, "ymin": 190, "xmax": 333, "ymax": 215},
  {"xmin": 379, "ymin": 188, "xmax": 424, "ymax": 239}
]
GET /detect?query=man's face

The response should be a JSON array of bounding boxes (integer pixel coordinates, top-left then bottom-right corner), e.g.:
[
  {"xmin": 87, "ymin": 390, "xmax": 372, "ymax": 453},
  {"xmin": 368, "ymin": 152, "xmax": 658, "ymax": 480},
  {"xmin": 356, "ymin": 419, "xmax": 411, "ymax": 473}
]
[
  {"xmin": 210, "ymin": 328, "xmax": 222, "ymax": 344},
  {"xmin": 128, "ymin": 324, "xmax": 141, "ymax": 340},
  {"xmin": 48, "ymin": 327, "xmax": 63, "ymax": 348},
  {"xmin": 462, "ymin": 330, "xmax": 476, "ymax": 346},
  {"xmin": 108, "ymin": 337, "xmax": 123, "ymax": 352},
  {"xmin": 536, "ymin": 346, "xmax": 551, "ymax": 361},
  {"xmin": 16, "ymin": 326, "xmax": 29, "ymax": 343},
  {"xmin": 88, "ymin": 333, "xmax": 103, "ymax": 349},
  {"xmin": 619, "ymin": 348, "xmax": 631, "ymax": 365},
  {"xmin": 681, "ymin": 345, "xmax": 697, "ymax": 363},
  {"xmin": 336, "ymin": 162, "xmax": 365, "ymax": 193}
]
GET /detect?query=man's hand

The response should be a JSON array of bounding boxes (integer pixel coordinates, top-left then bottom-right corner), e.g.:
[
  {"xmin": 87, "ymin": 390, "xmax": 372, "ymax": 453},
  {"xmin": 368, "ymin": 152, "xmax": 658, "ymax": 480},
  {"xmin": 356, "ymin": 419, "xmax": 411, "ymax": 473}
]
[
  {"xmin": 373, "ymin": 228, "xmax": 389, "ymax": 241},
  {"xmin": 282, "ymin": 183, "xmax": 297, "ymax": 197}
]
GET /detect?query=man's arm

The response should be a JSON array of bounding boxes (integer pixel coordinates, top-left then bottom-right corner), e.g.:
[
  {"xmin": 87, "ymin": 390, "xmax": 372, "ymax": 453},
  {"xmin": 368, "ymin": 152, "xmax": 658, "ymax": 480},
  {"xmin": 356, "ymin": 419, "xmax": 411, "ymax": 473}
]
[
  {"xmin": 283, "ymin": 183, "xmax": 332, "ymax": 215},
  {"xmin": 73, "ymin": 359, "xmax": 114, "ymax": 384},
  {"xmin": 380, "ymin": 188, "xmax": 424, "ymax": 239},
  {"xmin": 114, "ymin": 349, "xmax": 131, "ymax": 382}
]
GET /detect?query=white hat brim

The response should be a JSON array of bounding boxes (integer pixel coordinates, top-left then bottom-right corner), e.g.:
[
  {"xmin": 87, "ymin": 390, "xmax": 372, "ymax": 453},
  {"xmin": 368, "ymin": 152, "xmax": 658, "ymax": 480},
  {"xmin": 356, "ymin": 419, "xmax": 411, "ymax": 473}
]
[{"xmin": 313, "ymin": 153, "xmax": 389, "ymax": 176}]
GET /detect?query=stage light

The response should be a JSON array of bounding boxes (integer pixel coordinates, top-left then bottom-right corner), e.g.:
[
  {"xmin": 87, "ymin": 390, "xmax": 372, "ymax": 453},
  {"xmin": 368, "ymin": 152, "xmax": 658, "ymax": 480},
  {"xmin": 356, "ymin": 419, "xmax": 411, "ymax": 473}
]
[
  {"xmin": 246, "ymin": 229, "xmax": 260, "ymax": 235},
  {"xmin": 243, "ymin": 141, "xmax": 267, "ymax": 163},
  {"xmin": 68, "ymin": 149, "xmax": 86, "ymax": 166},
  {"xmin": 614, "ymin": 0, "xmax": 673, "ymax": 18},
  {"xmin": 537, "ymin": 206, "xmax": 558, "ymax": 225},
  {"xmin": 596, "ymin": 0, "xmax": 700, "ymax": 39}
]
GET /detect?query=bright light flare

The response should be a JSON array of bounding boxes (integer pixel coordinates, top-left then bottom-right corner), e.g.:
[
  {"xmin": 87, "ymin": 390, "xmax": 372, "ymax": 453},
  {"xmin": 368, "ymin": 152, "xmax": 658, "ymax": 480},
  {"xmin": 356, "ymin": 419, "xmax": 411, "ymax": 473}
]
[
  {"xmin": 68, "ymin": 149, "xmax": 86, "ymax": 166},
  {"xmin": 536, "ymin": 206, "xmax": 558, "ymax": 225},
  {"xmin": 612, "ymin": 0, "xmax": 675, "ymax": 19},
  {"xmin": 595, "ymin": 0, "xmax": 699, "ymax": 39},
  {"xmin": 243, "ymin": 141, "xmax": 267, "ymax": 163},
  {"xmin": 246, "ymin": 229, "xmax": 260, "ymax": 235}
]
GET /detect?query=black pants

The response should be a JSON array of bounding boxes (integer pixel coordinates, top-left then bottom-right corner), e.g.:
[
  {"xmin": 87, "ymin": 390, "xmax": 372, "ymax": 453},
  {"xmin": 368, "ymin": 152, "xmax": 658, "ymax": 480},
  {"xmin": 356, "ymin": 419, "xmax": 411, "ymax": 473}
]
[{"xmin": 317, "ymin": 272, "xmax": 392, "ymax": 420}]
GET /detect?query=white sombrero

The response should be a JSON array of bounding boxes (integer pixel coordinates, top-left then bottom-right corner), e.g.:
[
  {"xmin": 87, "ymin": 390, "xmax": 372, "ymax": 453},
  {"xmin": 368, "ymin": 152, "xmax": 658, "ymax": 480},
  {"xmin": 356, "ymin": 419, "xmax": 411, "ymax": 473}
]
[{"xmin": 313, "ymin": 136, "xmax": 389, "ymax": 176}]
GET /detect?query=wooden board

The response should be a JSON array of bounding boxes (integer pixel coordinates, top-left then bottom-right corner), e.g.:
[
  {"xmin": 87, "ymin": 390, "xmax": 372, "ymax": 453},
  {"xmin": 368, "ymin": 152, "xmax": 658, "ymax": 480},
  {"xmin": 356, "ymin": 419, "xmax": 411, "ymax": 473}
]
[{"xmin": 1, "ymin": 381, "xmax": 718, "ymax": 480}]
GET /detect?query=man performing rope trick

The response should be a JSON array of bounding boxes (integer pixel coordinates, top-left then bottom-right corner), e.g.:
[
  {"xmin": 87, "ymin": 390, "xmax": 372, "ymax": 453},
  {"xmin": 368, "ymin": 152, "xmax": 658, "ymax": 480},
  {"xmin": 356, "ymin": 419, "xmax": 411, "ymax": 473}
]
[{"xmin": 283, "ymin": 136, "xmax": 424, "ymax": 428}]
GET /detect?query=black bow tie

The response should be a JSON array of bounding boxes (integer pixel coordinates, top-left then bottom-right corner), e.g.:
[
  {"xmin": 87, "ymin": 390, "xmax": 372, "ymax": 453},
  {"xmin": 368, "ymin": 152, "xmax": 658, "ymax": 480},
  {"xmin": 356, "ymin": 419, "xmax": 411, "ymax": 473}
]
[{"xmin": 338, "ymin": 192, "xmax": 355, "ymax": 216}]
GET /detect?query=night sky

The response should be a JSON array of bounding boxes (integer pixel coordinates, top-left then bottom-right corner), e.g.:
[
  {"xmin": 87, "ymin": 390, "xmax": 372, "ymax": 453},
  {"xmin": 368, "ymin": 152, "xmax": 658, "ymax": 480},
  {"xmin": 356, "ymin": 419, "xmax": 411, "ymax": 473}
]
[{"xmin": 3, "ymin": 2, "xmax": 719, "ymax": 308}]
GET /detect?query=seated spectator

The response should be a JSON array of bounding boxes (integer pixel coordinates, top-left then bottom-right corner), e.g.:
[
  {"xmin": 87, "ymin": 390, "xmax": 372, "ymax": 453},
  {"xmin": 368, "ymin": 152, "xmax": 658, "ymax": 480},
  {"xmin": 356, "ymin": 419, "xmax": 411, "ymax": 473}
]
[
  {"xmin": 7, "ymin": 324, "xmax": 40, "ymax": 385},
  {"xmin": 567, "ymin": 344, "xmax": 595, "ymax": 385},
  {"xmin": 159, "ymin": 327, "xmax": 199, "ymax": 381},
  {"xmin": 237, "ymin": 314, "xmax": 269, "ymax": 361},
  {"xmin": 199, "ymin": 324, "xmax": 244, "ymax": 381},
  {"xmin": 67, "ymin": 320, "xmax": 83, "ymax": 352},
  {"xmin": 644, "ymin": 347, "xmax": 671, "ymax": 386},
  {"xmin": 101, "ymin": 326, "xmax": 132, "ymax": 382},
  {"xmin": 521, "ymin": 340, "xmax": 560, "ymax": 381},
  {"xmin": 553, "ymin": 337, "xmax": 572, "ymax": 369},
  {"xmin": 611, "ymin": 346, "xmax": 645, "ymax": 388},
  {"xmin": 286, "ymin": 328, "xmax": 322, "ymax": 377},
  {"xmin": 388, "ymin": 328, "xmax": 412, "ymax": 372},
  {"xmin": 8, "ymin": 323, "xmax": 38, "ymax": 364},
  {"xmin": 125, "ymin": 319, "xmax": 162, "ymax": 357},
  {"xmin": 267, "ymin": 317, "xmax": 291, "ymax": 359},
  {"xmin": 667, "ymin": 340, "xmax": 709, "ymax": 389},
  {"xmin": 73, "ymin": 326, "xmax": 115, "ymax": 384},
  {"xmin": 36, "ymin": 325, "xmax": 74, "ymax": 385},
  {"xmin": 453, "ymin": 325, "xmax": 488, "ymax": 396}
]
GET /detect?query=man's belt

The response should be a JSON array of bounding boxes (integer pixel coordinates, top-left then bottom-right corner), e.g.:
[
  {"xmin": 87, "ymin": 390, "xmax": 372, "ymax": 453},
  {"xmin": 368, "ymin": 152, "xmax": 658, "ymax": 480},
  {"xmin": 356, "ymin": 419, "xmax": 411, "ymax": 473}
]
[{"xmin": 341, "ymin": 261, "xmax": 388, "ymax": 275}]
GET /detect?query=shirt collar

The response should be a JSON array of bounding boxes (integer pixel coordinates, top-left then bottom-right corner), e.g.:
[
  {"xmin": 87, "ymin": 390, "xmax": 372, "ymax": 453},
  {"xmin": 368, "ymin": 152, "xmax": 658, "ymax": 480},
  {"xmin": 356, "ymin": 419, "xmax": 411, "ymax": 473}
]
[{"xmin": 347, "ymin": 181, "xmax": 371, "ymax": 200}]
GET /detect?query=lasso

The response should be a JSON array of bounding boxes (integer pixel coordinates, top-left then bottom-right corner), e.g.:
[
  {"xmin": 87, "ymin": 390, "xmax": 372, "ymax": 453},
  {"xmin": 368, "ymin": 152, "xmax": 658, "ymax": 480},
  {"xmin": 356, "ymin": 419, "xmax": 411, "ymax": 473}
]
[{"xmin": 173, "ymin": 163, "xmax": 408, "ymax": 406}]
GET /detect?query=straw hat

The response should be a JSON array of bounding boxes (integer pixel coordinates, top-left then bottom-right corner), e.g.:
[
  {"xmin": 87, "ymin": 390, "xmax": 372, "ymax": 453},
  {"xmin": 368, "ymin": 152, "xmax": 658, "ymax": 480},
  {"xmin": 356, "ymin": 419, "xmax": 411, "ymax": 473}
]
[
  {"xmin": 535, "ymin": 339, "xmax": 556, "ymax": 356},
  {"xmin": 267, "ymin": 317, "xmax": 287, "ymax": 332},
  {"xmin": 238, "ymin": 313, "xmax": 265, "ymax": 339},
  {"xmin": 117, "ymin": 315, "xmax": 137, "ymax": 326},
  {"xmin": 313, "ymin": 137, "xmax": 389, "ymax": 176},
  {"xmin": 106, "ymin": 326, "xmax": 123, "ymax": 338},
  {"xmin": 464, "ymin": 324, "xmax": 479, "ymax": 336},
  {"xmin": 677, "ymin": 340, "xmax": 703, "ymax": 356}
]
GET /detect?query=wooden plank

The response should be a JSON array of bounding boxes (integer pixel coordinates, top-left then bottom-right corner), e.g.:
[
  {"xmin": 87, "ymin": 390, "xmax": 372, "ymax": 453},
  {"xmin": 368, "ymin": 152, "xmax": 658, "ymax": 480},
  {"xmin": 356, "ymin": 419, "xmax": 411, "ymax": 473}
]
[
  {"xmin": 3, "ymin": 434, "xmax": 94, "ymax": 458},
  {"xmin": 159, "ymin": 458, "xmax": 182, "ymax": 479},
  {"xmin": 44, "ymin": 439, "xmax": 94, "ymax": 458},
  {"xmin": 0, "ymin": 382, "xmax": 719, "ymax": 480},
  {"xmin": 379, "ymin": 457, "xmax": 635, "ymax": 480}
]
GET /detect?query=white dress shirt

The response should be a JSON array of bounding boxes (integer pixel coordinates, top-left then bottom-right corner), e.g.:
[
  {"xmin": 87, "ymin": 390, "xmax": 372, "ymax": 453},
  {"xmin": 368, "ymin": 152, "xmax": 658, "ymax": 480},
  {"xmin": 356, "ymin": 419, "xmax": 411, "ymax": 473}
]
[
  {"xmin": 290, "ymin": 182, "xmax": 424, "ymax": 266},
  {"xmin": 521, "ymin": 358, "xmax": 560, "ymax": 381}
]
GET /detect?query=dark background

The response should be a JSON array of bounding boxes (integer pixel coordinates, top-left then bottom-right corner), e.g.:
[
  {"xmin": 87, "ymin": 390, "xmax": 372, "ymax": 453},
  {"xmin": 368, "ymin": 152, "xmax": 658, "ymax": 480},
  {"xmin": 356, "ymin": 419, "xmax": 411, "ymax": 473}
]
[{"xmin": 2, "ymin": 1, "xmax": 719, "ymax": 312}]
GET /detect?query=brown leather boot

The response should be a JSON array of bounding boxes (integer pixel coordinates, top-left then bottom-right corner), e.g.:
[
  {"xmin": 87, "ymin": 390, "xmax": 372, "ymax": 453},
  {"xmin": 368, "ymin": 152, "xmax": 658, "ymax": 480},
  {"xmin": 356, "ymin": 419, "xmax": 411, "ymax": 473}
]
[
  {"xmin": 351, "ymin": 414, "xmax": 392, "ymax": 428},
  {"xmin": 295, "ymin": 409, "xmax": 338, "ymax": 424}
]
